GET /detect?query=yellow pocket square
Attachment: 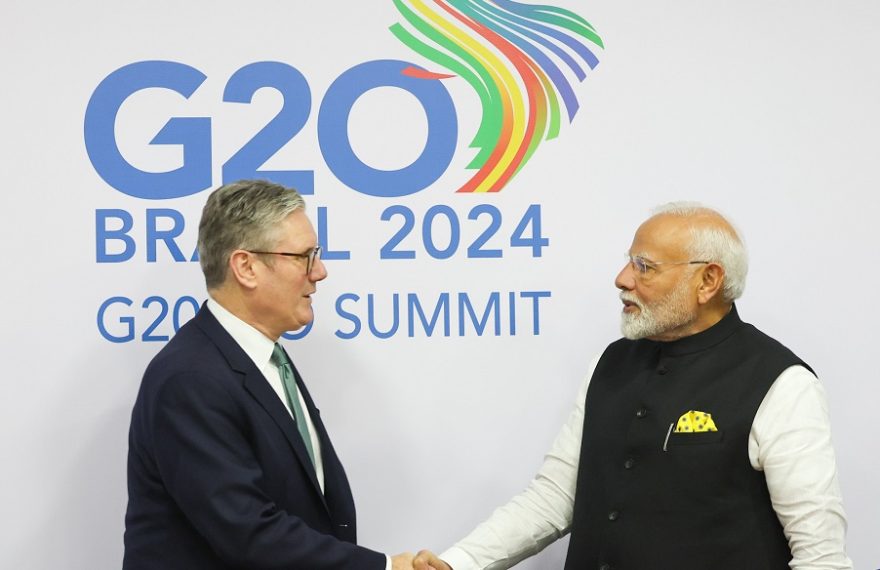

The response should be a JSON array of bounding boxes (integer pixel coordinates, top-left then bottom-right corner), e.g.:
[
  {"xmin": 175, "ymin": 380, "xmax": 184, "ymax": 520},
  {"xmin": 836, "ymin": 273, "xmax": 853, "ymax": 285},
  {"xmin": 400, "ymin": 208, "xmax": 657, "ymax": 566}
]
[{"xmin": 674, "ymin": 410, "xmax": 718, "ymax": 433}]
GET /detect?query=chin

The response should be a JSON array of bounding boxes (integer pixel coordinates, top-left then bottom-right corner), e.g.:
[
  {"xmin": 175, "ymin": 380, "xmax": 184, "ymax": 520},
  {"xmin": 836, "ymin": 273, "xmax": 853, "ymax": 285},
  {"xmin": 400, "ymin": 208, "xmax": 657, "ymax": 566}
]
[
  {"xmin": 290, "ymin": 313, "xmax": 315, "ymax": 332},
  {"xmin": 620, "ymin": 315, "xmax": 654, "ymax": 340}
]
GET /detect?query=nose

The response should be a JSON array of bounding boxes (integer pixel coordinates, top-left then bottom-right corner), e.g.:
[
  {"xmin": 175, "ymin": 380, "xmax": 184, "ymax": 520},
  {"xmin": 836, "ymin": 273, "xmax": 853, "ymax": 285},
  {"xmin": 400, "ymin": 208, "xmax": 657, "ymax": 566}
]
[
  {"xmin": 615, "ymin": 260, "xmax": 636, "ymax": 291},
  {"xmin": 310, "ymin": 257, "xmax": 328, "ymax": 282}
]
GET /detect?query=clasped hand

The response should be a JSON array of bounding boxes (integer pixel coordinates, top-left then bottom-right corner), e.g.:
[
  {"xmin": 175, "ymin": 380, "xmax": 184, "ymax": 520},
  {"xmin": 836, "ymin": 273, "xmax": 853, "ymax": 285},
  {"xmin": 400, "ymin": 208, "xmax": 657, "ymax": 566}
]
[{"xmin": 392, "ymin": 549, "xmax": 451, "ymax": 570}]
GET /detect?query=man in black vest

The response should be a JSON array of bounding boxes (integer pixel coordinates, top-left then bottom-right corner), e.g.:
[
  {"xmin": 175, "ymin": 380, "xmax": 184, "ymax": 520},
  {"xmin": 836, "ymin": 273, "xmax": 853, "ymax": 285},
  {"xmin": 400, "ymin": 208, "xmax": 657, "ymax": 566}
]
[{"xmin": 414, "ymin": 203, "xmax": 851, "ymax": 570}]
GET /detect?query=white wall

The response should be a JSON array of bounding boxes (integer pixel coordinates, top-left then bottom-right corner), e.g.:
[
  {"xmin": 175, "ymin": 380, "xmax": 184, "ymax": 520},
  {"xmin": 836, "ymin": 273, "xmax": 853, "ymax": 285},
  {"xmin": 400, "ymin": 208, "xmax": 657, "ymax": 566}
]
[{"xmin": 2, "ymin": 1, "xmax": 878, "ymax": 568}]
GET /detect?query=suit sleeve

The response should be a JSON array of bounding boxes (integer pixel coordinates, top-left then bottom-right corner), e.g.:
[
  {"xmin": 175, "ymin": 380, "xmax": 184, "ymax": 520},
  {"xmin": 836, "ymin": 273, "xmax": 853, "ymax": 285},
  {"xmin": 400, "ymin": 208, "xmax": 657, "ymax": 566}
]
[{"xmin": 148, "ymin": 369, "xmax": 386, "ymax": 570}]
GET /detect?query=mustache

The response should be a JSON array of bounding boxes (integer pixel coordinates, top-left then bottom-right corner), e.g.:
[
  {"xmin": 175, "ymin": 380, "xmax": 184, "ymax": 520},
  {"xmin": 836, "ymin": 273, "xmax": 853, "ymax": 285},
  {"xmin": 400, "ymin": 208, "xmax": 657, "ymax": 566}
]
[{"xmin": 619, "ymin": 291, "xmax": 642, "ymax": 308}]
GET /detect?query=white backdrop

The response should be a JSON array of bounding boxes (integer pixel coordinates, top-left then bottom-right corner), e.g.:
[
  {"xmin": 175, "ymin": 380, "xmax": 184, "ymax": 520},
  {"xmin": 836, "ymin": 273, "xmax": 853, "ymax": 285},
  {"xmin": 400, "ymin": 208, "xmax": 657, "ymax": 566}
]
[{"xmin": 2, "ymin": 1, "xmax": 878, "ymax": 568}]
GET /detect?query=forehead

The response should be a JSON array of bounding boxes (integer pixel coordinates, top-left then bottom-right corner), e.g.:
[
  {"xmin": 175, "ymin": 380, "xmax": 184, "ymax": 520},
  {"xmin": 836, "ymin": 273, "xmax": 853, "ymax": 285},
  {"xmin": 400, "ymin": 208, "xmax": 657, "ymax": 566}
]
[
  {"xmin": 273, "ymin": 210, "xmax": 316, "ymax": 248},
  {"xmin": 629, "ymin": 214, "xmax": 691, "ymax": 259}
]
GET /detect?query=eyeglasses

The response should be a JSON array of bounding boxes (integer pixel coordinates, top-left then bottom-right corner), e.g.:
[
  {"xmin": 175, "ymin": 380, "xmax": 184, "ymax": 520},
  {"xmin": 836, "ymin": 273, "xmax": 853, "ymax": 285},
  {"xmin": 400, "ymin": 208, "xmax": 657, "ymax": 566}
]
[
  {"xmin": 249, "ymin": 246, "xmax": 322, "ymax": 274},
  {"xmin": 626, "ymin": 254, "xmax": 708, "ymax": 279}
]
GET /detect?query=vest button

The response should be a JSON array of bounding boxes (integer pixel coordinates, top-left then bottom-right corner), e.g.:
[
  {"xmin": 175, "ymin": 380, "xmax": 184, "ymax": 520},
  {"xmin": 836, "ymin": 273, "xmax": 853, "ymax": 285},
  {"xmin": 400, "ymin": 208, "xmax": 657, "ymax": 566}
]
[
  {"xmin": 635, "ymin": 407, "xmax": 648, "ymax": 418},
  {"xmin": 608, "ymin": 510, "xmax": 619, "ymax": 521},
  {"xmin": 657, "ymin": 366, "xmax": 668, "ymax": 375},
  {"xmin": 624, "ymin": 458, "xmax": 635, "ymax": 469}
]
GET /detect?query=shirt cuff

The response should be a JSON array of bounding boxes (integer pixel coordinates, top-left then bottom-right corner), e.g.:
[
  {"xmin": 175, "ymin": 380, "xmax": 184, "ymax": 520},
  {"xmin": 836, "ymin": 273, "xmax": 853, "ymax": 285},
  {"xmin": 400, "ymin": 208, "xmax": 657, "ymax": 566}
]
[{"xmin": 439, "ymin": 546, "xmax": 479, "ymax": 570}]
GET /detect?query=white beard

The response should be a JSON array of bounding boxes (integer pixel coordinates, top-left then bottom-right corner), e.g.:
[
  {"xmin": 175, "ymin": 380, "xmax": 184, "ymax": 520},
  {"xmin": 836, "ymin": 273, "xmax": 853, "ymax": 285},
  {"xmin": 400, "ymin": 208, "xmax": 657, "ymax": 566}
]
[{"xmin": 620, "ymin": 279, "xmax": 697, "ymax": 340}]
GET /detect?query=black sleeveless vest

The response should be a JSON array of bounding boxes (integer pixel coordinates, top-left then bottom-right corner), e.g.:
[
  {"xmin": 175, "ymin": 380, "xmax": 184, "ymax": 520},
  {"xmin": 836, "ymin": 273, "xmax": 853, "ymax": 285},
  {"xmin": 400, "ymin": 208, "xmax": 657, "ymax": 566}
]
[{"xmin": 565, "ymin": 306, "xmax": 809, "ymax": 570}]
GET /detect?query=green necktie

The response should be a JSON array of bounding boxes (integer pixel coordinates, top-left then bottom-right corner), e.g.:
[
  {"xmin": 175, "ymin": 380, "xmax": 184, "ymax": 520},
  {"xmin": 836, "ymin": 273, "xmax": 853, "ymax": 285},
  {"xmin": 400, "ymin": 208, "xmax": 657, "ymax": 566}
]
[{"xmin": 272, "ymin": 344, "xmax": 316, "ymax": 467}]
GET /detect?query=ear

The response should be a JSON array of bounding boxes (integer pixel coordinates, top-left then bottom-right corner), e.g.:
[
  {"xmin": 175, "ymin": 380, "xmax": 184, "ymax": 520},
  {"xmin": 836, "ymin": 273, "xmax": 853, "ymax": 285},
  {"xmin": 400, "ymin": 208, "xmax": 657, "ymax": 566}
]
[
  {"xmin": 696, "ymin": 263, "xmax": 725, "ymax": 305},
  {"xmin": 228, "ymin": 250, "xmax": 260, "ymax": 290}
]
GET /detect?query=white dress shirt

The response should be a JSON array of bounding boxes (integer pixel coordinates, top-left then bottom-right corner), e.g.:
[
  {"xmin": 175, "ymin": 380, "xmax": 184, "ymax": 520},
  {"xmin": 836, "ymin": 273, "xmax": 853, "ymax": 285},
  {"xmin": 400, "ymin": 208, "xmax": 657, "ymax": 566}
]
[
  {"xmin": 441, "ymin": 357, "xmax": 852, "ymax": 570},
  {"xmin": 207, "ymin": 298, "xmax": 325, "ymax": 492}
]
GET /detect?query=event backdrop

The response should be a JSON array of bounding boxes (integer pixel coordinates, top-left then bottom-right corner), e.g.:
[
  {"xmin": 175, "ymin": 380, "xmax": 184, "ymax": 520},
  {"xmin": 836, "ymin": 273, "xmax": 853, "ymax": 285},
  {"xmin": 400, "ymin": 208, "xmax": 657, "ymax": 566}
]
[{"xmin": 2, "ymin": 1, "xmax": 878, "ymax": 568}]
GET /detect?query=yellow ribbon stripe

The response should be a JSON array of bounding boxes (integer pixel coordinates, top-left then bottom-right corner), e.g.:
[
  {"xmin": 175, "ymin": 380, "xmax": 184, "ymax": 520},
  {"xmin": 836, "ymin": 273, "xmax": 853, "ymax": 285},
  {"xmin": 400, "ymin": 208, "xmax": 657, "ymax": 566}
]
[{"xmin": 409, "ymin": 0, "xmax": 525, "ymax": 192}]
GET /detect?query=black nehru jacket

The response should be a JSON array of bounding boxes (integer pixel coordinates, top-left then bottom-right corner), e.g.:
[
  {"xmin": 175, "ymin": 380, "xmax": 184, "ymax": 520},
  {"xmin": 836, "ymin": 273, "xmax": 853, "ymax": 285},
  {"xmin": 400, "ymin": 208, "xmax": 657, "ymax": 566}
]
[{"xmin": 565, "ymin": 305, "xmax": 810, "ymax": 570}]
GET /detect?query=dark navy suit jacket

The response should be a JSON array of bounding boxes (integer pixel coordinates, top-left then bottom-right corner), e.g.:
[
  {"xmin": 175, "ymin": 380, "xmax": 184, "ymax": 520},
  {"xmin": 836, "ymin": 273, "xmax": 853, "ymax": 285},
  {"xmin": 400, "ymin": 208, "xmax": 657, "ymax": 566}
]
[{"xmin": 123, "ymin": 305, "xmax": 385, "ymax": 569}]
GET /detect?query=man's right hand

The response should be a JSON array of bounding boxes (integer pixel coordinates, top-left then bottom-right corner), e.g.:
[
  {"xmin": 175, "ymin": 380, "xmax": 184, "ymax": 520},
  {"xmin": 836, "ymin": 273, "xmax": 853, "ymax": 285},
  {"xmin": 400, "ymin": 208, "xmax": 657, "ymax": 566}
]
[
  {"xmin": 413, "ymin": 549, "xmax": 452, "ymax": 570},
  {"xmin": 392, "ymin": 552, "xmax": 415, "ymax": 570}
]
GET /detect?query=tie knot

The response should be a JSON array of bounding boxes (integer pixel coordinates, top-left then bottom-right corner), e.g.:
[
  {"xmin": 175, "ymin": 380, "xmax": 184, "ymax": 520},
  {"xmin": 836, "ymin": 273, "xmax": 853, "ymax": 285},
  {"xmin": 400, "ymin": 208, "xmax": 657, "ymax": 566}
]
[{"xmin": 271, "ymin": 344, "xmax": 288, "ymax": 367}]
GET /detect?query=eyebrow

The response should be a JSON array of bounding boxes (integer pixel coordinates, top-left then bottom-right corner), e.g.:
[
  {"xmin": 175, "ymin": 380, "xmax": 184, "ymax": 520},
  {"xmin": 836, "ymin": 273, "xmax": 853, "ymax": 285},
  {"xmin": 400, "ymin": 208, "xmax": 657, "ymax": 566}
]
[{"xmin": 629, "ymin": 251, "xmax": 653, "ymax": 260}]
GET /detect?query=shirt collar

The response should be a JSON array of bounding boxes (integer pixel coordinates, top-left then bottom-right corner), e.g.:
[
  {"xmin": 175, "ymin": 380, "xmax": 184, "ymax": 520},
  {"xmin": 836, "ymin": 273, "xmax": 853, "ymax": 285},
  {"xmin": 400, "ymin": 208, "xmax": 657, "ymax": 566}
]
[{"xmin": 206, "ymin": 297, "xmax": 276, "ymax": 371}]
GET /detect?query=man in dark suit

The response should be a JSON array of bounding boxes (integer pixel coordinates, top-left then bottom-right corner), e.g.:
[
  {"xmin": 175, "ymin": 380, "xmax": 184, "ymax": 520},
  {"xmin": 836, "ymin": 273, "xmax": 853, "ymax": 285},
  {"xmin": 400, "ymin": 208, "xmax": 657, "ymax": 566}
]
[{"xmin": 124, "ymin": 180, "xmax": 415, "ymax": 569}]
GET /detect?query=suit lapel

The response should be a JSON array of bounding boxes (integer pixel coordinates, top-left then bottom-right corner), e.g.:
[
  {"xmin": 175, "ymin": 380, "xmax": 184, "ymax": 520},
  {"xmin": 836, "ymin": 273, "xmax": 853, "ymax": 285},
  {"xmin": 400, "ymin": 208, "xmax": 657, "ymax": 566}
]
[
  {"xmin": 192, "ymin": 306, "xmax": 328, "ymax": 507},
  {"xmin": 242, "ymin": 372, "xmax": 326, "ymax": 502}
]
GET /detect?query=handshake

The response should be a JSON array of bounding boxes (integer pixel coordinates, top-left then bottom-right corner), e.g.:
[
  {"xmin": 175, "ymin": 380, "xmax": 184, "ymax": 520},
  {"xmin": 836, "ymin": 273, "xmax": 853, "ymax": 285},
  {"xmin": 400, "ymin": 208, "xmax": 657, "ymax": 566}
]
[{"xmin": 392, "ymin": 550, "xmax": 450, "ymax": 570}]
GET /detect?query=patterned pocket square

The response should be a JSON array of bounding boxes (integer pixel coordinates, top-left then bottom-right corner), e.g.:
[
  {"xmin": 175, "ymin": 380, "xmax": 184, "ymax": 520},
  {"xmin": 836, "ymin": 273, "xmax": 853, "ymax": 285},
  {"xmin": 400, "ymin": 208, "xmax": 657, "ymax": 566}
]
[{"xmin": 674, "ymin": 410, "xmax": 718, "ymax": 433}]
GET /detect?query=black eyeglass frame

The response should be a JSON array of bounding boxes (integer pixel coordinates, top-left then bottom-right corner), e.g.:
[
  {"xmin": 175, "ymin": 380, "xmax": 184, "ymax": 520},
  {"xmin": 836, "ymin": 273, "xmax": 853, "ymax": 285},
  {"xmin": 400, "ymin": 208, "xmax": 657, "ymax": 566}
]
[{"xmin": 249, "ymin": 246, "xmax": 322, "ymax": 274}]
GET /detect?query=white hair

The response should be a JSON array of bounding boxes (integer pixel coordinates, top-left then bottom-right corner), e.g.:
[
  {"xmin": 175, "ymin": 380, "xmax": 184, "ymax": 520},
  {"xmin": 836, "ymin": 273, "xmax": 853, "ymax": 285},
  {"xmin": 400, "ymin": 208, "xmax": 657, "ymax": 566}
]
[{"xmin": 651, "ymin": 202, "xmax": 748, "ymax": 302}]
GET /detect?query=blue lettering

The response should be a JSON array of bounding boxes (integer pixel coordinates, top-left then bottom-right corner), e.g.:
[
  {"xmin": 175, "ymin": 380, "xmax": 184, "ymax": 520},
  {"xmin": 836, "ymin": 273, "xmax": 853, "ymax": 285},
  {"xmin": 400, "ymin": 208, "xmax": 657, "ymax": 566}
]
[
  {"xmin": 458, "ymin": 292, "xmax": 501, "ymax": 336},
  {"xmin": 142, "ymin": 296, "xmax": 171, "ymax": 341},
  {"xmin": 317, "ymin": 207, "xmax": 350, "ymax": 261},
  {"xmin": 423, "ymin": 205, "xmax": 460, "ymax": 259},
  {"xmin": 508, "ymin": 291, "xmax": 516, "ymax": 335},
  {"xmin": 97, "ymin": 296, "xmax": 135, "ymax": 343},
  {"xmin": 96, "ymin": 209, "xmax": 135, "ymax": 262},
  {"xmin": 367, "ymin": 293, "xmax": 400, "ymax": 339},
  {"xmin": 84, "ymin": 60, "xmax": 211, "ymax": 199},
  {"xmin": 407, "ymin": 292, "xmax": 450, "ymax": 337},
  {"xmin": 222, "ymin": 62, "xmax": 314, "ymax": 193},
  {"xmin": 318, "ymin": 60, "xmax": 457, "ymax": 197},
  {"xmin": 335, "ymin": 293, "xmax": 361, "ymax": 339},
  {"xmin": 520, "ymin": 291, "xmax": 551, "ymax": 334},
  {"xmin": 146, "ymin": 209, "xmax": 186, "ymax": 262}
]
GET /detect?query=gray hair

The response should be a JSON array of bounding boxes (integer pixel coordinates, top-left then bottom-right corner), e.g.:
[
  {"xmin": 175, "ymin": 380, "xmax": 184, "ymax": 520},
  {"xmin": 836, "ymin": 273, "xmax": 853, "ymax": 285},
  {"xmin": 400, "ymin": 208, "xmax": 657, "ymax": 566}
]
[
  {"xmin": 651, "ymin": 201, "xmax": 748, "ymax": 302},
  {"xmin": 198, "ymin": 180, "xmax": 306, "ymax": 289}
]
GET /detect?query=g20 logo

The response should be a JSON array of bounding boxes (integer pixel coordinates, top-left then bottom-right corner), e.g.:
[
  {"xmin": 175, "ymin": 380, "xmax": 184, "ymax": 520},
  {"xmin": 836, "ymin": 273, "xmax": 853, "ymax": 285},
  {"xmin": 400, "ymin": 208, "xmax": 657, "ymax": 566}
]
[
  {"xmin": 84, "ymin": 1, "xmax": 603, "ymax": 199},
  {"xmin": 84, "ymin": 59, "xmax": 457, "ymax": 199}
]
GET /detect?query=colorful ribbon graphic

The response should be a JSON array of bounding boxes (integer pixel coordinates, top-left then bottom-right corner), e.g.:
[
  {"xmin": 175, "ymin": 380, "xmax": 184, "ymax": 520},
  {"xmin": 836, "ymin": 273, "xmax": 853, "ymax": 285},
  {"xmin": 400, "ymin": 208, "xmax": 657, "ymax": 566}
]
[{"xmin": 390, "ymin": 0, "xmax": 603, "ymax": 193}]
